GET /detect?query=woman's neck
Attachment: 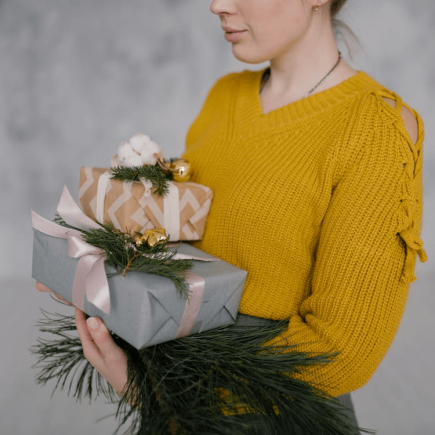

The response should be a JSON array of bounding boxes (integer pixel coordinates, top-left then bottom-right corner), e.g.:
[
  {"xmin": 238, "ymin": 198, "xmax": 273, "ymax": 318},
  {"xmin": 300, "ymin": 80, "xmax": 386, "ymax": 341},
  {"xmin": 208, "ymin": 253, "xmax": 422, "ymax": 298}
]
[{"xmin": 259, "ymin": 18, "xmax": 358, "ymax": 107}]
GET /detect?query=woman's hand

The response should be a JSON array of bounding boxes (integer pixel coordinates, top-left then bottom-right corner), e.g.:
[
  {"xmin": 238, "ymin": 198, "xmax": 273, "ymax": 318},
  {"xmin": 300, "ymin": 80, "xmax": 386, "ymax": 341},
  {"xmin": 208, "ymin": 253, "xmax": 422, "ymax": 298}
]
[
  {"xmin": 75, "ymin": 308, "xmax": 129, "ymax": 397},
  {"xmin": 35, "ymin": 281, "xmax": 129, "ymax": 399}
]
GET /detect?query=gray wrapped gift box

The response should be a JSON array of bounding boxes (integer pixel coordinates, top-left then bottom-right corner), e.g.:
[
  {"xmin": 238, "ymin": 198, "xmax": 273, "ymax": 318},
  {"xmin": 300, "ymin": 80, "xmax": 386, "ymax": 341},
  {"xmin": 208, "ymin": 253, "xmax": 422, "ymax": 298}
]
[{"xmin": 32, "ymin": 229, "xmax": 247, "ymax": 349}]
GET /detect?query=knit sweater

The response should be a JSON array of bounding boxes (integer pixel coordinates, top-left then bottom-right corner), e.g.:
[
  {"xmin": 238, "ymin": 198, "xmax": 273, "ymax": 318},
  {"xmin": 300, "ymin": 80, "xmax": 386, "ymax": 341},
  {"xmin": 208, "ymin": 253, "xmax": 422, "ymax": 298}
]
[{"xmin": 182, "ymin": 68, "xmax": 427, "ymax": 397}]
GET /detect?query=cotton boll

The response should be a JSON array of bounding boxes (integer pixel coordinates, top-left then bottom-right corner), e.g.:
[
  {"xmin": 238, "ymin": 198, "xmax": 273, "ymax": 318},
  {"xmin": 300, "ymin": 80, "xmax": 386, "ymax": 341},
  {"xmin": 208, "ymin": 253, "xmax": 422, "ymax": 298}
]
[
  {"xmin": 117, "ymin": 142, "xmax": 135, "ymax": 160},
  {"xmin": 110, "ymin": 154, "xmax": 121, "ymax": 167},
  {"xmin": 129, "ymin": 134, "xmax": 152, "ymax": 154},
  {"xmin": 140, "ymin": 139, "xmax": 162, "ymax": 165},
  {"xmin": 122, "ymin": 153, "xmax": 144, "ymax": 166},
  {"xmin": 117, "ymin": 142, "xmax": 143, "ymax": 167}
]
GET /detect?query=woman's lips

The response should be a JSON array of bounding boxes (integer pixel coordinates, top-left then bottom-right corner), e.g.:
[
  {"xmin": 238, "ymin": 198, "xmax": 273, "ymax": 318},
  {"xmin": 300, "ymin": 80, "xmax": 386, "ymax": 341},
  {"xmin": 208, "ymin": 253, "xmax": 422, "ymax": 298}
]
[{"xmin": 224, "ymin": 29, "xmax": 247, "ymax": 43}]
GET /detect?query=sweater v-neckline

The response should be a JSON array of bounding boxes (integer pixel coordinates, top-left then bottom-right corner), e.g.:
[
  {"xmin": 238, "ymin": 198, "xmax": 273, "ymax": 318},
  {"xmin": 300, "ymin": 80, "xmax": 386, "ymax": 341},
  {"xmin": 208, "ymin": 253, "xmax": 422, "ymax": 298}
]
[{"xmin": 235, "ymin": 67, "xmax": 382, "ymax": 131}]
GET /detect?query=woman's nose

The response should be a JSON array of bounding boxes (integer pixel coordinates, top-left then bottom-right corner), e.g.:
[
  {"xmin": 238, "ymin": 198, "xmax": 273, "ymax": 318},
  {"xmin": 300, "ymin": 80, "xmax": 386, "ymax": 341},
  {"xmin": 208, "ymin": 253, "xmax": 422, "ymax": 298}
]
[{"xmin": 210, "ymin": 0, "xmax": 237, "ymax": 16}]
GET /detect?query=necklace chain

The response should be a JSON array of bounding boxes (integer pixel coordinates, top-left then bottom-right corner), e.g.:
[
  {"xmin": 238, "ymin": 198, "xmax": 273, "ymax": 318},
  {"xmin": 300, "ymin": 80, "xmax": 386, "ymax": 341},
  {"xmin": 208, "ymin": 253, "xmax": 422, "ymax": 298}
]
[{"xmin": 260, "ymin": 51, "xmax": 342, "ymax": 98}]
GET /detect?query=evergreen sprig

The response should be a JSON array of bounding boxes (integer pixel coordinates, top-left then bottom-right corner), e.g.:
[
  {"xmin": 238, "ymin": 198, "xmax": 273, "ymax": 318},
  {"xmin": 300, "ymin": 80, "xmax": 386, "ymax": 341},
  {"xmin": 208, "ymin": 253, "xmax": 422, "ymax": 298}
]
[
  {"xmin": 53, "ymin": 217, "xmax": 192, "ymax": 298},
  {"xmin": 30, "ymin": 309, "xmax": 375, "ymax": 435},
  {"xmin": 110, "ymin": 165, "xmax": 172, "ymax": 197}
]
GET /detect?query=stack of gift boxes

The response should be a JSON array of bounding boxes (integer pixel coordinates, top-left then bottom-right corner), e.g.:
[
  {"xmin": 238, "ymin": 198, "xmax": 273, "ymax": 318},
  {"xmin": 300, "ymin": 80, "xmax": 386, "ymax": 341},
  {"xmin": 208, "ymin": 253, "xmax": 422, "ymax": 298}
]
[{"xmin": 32, "ymin": 134, "xmax": 247, "ymax": 349}]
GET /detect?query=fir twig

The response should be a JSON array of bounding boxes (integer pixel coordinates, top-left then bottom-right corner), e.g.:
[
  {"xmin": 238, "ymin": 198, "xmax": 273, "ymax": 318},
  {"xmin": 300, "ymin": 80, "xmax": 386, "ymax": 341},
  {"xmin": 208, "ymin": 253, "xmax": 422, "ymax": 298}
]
[{"xmin": 109, "ymin": 165, "xmax": 172, "ymax": 197}]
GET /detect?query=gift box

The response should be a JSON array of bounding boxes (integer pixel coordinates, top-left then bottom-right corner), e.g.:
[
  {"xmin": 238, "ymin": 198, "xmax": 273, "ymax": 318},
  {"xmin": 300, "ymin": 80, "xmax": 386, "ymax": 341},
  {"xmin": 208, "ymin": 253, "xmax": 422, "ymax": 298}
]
[
  {"xmin": 32, "ymin": 228, "xmax": 247, "ymax": 350},
  {"xmin": 78, "ymin": 167, "xmax": 213, "ymax": 241}
]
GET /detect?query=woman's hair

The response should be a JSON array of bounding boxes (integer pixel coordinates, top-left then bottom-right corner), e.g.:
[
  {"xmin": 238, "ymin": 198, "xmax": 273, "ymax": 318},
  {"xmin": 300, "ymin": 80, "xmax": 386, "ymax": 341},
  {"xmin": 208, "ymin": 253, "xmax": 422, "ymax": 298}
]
[
  {"xmin": 329, "ymin": 0, "xmax": 361, "ymax": 59},
  {"xmin": 330, "ymin": 0, "xmax": 347, "ymax": 18}
]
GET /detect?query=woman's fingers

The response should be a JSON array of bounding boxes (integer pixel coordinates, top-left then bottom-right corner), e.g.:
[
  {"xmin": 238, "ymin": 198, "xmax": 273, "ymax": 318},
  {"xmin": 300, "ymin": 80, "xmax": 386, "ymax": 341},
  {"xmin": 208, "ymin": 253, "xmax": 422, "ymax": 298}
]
[
  {"xmin": 75, "ymin": 308, "xmax": 128, "ymax": 395},
  {"xmin": 75, "ymin": 309, "xmax": 123, "ymax": 363},
  {"xmin": 35, "ymin": 281, "xmax": 73, "ymax": 305},
  {"xmin": 85, "ymin": 317, "xmax": 127, "ymax": 366},
  {"xmin": 86, "ymin": 317, "xmax": 119, "ymax": 356},
  {"xmin": 75, "ymin": 308, "xmax": 101, "ymax": 360},
  {"xmin": 35, "ymin": 281, "xmax": 52, "ymax": 292}
]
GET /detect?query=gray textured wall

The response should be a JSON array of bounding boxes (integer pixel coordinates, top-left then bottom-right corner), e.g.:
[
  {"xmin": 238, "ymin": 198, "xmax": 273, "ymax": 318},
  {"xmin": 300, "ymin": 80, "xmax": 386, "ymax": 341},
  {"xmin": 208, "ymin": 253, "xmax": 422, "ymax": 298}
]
[{"xmin": 1, "ymin": 1, "xmax": 434, "ymax": 434}]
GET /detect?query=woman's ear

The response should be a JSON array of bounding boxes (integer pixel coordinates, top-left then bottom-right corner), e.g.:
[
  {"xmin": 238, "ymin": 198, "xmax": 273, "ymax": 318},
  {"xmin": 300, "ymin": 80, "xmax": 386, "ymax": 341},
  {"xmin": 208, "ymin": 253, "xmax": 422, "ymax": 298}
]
[{"xmin": 305, "ymin": 0, "xmax": 330, "ymax": 11}]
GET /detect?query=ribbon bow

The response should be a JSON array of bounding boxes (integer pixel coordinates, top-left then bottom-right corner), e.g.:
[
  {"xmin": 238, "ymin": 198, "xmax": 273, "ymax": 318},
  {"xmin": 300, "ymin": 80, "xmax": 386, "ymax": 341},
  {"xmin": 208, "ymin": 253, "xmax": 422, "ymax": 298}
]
[{"xmin": 32, "ymin": 186, "xmax": 112, "ymax": 313}]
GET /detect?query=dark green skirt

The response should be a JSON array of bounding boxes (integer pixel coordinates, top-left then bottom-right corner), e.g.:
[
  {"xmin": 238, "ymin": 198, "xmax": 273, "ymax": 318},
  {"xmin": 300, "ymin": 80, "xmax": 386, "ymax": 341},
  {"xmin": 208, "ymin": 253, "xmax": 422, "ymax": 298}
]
[{"xmin": 226, "ymin": 313, "xmax": 360, "ymax": 435}]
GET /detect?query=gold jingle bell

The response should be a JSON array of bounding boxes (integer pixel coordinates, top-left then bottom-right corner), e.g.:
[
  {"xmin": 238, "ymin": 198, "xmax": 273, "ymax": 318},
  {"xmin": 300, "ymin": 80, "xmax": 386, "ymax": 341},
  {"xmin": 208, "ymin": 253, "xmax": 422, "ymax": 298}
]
[
  {"xmin": 135, "ymin": 228, "xmax": 168, "ymax": 248},
  {"xmin": 170, "ymin": 158, "xmax": 191, "ymax": 182},
  {"xmin": 146, "ymin": 228, "xmax": 168, "ymax": 248}
]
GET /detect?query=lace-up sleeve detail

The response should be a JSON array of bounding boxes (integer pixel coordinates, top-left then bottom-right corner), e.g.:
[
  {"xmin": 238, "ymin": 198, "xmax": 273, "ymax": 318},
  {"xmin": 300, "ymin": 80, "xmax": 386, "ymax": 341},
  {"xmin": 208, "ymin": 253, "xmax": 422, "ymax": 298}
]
[
  {"xmin": 374, "ymin": 89, "xmax": 428, "ymax": 282},
  {"xmin": 264, "ymin": 90, "xmax": 427, "ymax": 396}
]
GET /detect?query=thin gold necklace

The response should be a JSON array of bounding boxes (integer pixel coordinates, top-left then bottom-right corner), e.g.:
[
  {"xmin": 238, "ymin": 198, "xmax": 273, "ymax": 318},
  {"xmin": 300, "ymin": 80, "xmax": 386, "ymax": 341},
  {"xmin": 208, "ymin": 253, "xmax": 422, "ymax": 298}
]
[{"xmin": 260, "ymin": 51, "xmax": 342, "ymax": 98}]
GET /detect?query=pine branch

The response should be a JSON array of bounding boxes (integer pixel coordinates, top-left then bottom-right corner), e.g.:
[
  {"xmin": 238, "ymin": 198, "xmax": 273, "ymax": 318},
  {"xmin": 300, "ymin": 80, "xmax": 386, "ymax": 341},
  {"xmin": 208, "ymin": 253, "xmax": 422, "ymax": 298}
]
[
  {"xmin": 31, "ymin": 310, "xmax": 376, "ymax": 435},
  {"xmin": 30, "ymin": 310, "xmax": 118, "ymax": 403},
  {"xmin": 53, "ymin": 218, "xmax": 192, "ymax": 298},
  {"xmin": 110, "ymin": 165, "xmax": 172, "ymax": 197}
]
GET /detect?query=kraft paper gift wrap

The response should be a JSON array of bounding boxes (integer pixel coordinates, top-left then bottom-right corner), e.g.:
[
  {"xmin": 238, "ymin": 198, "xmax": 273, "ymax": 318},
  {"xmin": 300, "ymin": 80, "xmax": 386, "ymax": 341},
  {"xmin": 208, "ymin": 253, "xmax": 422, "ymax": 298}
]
[
  {"xmin": 78, "ymin": 167, "xmax": 213, "ymax": 241},
  {"xmin": 32, "ymin": 228, "xmax": 247, "ymax": 350}
]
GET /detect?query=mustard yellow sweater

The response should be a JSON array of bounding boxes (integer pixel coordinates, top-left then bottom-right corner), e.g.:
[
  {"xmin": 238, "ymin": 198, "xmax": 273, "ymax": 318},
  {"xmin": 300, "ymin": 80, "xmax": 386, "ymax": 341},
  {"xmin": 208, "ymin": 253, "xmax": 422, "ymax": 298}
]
[{"xmin": 182, "ymin": 68, "xmax": 427, "ymax": 397}]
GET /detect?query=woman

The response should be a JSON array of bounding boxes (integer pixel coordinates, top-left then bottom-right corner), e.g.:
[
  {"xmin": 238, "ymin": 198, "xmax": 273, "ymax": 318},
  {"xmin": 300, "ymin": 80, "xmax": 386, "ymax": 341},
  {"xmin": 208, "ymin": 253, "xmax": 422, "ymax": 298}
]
[{"xmin": 37, "ymin": 0, "xmax": 427, "ymax": 432}]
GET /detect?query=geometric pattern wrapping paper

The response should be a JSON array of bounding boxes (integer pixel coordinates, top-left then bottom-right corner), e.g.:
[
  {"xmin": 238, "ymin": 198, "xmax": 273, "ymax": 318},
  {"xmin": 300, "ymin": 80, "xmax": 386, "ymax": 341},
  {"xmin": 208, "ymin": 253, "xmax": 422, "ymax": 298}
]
[{"xmin": 79, "ymin": 167, "xmax": 213, "ymax": 241}]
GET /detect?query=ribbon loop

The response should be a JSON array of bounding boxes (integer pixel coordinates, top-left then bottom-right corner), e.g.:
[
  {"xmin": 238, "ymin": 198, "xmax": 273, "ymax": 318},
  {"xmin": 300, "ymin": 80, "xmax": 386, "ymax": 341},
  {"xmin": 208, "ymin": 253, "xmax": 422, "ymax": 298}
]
[
  {"xmin": 58, "ymin": 185, "xmax": 101, "ymax": 231},
  {"xmin": 32, "ymin": 186, "xmax": 111, "ymax": 313},
  {"xmin": 66, "ymin": 232, "xmax": 104, "ymax": 258}
]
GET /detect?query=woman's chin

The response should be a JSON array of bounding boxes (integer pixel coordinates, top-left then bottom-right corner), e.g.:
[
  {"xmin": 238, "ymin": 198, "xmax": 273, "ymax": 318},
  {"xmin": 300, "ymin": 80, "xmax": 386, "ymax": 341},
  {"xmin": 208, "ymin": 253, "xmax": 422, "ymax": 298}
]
[{"xmin": 231, "ymin": 46, "xmax": 269, "ymax": 64}]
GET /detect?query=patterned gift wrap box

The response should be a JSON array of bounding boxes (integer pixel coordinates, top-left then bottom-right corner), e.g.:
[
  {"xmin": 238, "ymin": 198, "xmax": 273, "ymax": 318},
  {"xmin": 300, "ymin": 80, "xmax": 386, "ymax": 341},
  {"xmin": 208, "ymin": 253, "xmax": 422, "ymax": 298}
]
[{"xmin": 79, "ymin": 167, "xmax": 213, "ymax": 241}]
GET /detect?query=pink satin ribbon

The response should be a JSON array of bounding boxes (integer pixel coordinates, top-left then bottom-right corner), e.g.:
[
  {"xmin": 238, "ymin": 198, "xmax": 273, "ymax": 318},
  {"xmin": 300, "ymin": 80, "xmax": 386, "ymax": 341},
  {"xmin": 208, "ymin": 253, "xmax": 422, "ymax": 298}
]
[
  {"xmin": 32, "ymin": 186, "xmax": 218, "ymax": 337},
  {"xmin": 57, "ymin": 186, "xmax": 101, "ymax": 231},
  {"xmin": 65, "ymin": 233, "xmax": 109, "ymax": 312},
  {"xmin": 31, "ymin": 200, "xmax": 111, "ymax": 313},
  {"xmin": 175, "ymin": 271, "xmax": 206, "ymax": 339}
]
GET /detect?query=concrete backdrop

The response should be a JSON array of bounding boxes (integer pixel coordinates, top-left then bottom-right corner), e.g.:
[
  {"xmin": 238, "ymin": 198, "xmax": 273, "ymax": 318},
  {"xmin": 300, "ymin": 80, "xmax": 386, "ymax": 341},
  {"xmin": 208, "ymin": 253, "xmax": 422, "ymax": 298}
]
[{"xmin": 1, "ymin": 0, "xmax": 434, "ymax": 434}]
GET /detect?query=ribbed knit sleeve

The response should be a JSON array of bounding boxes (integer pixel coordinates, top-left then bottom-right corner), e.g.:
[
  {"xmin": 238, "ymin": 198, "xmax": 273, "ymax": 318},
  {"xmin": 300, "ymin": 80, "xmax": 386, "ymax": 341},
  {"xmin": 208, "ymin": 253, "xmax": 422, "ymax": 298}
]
[{"xmin": 267, "ymin": 91, "xmax": 427, "ymax": 396}]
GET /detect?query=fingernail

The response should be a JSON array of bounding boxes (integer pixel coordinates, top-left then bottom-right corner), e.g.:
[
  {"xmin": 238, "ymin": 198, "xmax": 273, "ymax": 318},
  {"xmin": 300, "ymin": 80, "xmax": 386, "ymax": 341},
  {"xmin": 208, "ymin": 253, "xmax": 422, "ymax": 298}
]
[{"xmin": 87, "ymin": 317, "xmax": 99, "ymax": 330}]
